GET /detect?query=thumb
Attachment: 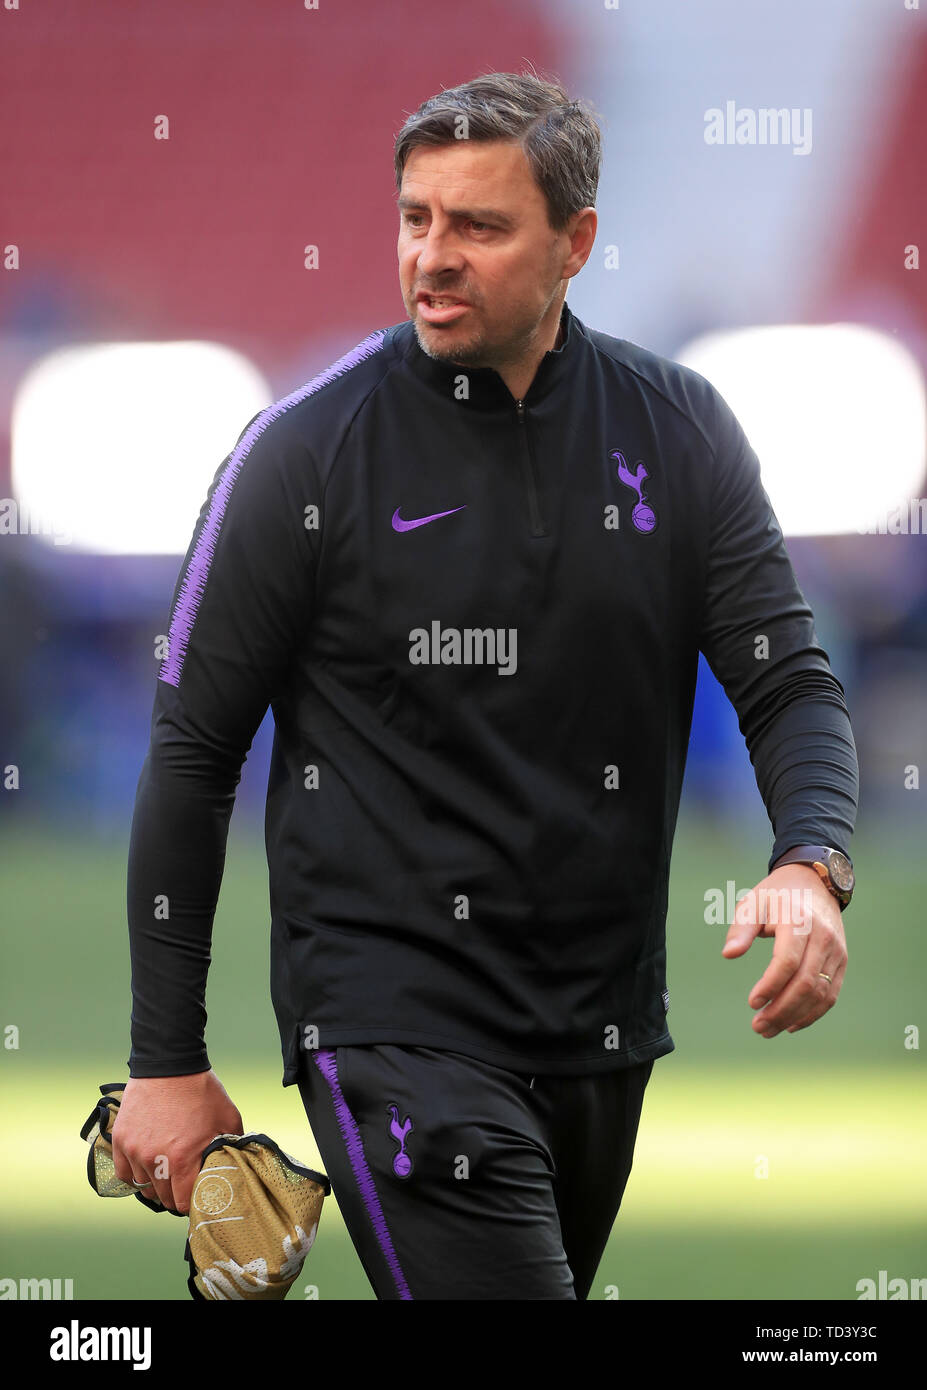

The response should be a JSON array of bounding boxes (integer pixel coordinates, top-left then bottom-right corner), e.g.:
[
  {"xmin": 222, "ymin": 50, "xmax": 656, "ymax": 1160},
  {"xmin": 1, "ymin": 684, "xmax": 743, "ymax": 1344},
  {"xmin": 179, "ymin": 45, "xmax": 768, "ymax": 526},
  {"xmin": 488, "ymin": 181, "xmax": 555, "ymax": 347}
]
[{"xmin": 722, "ymin": 887, "xmax": 761, "ymax": 957}]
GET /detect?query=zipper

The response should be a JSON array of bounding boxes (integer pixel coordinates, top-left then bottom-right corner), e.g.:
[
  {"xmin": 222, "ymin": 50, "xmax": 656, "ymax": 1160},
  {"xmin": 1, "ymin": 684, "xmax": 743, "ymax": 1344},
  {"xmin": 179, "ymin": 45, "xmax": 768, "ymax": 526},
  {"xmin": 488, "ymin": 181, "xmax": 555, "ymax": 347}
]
[{"xmin": 515, "ymin": 398, "xmax": 547, "ymax": 537}]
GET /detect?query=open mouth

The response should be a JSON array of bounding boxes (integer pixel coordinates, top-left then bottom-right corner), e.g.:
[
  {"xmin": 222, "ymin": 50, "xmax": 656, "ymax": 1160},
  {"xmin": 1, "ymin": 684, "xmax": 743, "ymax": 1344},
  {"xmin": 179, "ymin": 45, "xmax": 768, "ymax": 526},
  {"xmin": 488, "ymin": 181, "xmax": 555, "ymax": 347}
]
[{"xmin": 416, "ymin": 293, "xmax": 470, "ymax": 324}]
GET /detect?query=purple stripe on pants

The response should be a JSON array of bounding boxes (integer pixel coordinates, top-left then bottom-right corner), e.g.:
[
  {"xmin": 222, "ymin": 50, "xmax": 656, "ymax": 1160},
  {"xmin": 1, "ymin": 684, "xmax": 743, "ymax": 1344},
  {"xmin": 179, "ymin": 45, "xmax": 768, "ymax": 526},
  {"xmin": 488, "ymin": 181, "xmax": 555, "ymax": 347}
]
[
  {"xmin": 313, "ymin": 1048, "xmax": 412, "ymax": 1300},
  {"xmin": 159, "ymin": 330, "xmax": 386, "ymax": 689}
]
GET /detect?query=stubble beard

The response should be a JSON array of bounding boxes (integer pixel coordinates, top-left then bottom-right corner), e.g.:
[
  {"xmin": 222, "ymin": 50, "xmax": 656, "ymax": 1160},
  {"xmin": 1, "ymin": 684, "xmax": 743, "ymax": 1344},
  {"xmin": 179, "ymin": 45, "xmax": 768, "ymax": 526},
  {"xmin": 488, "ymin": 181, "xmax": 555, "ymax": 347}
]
[
  {"xmin": 412, "ymin": 301, "xmax": 547, "ymax": 373},
  {"xmin": 412, "ymin": 316, "xmax": 491, "ymax": 368}
]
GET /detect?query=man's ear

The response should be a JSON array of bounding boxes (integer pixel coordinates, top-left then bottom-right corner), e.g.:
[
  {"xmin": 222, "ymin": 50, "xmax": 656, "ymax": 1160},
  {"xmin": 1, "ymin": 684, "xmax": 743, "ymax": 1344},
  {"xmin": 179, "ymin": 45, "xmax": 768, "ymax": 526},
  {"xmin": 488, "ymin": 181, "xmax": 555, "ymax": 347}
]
[{"xmin": 562, "ymin": 207, "xmax": 598, "ymax": 280}]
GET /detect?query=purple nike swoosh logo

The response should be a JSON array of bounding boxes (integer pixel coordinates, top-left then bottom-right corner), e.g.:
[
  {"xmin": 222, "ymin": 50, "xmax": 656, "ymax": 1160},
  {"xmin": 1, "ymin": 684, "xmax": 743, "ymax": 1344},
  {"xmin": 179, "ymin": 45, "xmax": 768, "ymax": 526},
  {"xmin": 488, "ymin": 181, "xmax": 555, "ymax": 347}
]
[{"xmin": 391, "ymin": 506, "xmax": 467, "ymax": 532}]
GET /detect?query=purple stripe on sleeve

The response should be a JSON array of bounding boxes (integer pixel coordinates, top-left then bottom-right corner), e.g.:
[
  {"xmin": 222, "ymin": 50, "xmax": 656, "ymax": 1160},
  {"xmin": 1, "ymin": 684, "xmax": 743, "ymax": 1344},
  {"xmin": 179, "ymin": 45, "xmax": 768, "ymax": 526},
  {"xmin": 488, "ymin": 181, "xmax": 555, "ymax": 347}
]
[
  {"xmin": 313, "ymin": 1048, "xmax": 412, "ymax": 1300},
  {"xmin": 159, "ymin": 330, "xmax": 386, "ymax": 688}
]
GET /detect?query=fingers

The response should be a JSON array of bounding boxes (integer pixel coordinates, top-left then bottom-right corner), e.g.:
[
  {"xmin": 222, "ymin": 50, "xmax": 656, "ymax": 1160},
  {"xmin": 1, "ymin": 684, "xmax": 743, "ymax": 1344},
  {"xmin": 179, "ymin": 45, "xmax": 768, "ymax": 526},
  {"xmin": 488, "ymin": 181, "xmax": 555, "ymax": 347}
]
[
  {"xmin": 113, "ymin": 1132, "xmax": 191, "ymax": 1213},
  {"xmin": 123, "ymin": 1152, "xmax": 197, "ymax": 1214},
  {"xmin": 747, "ymin": 916, "xmax": 807, "ymax": 1011},
  {"xmin": 752, "ymin": 926, "xmax": 847, "ymax": 1038},
  {"xmin": 721, "ymin": 889, "xmax": 764, "ymax": 958},
  {"xmin": 166, "ymin": 1164, "xmax": 198, "ymax": 1216},
  {"xmin": 111, "ymin": 1133, "xmax": 146, "ymax": 1195},
  {"xmin": 781, "ymin": 955, "xmax": 848, "ymax": 1035},
  {"xmin": 141, "ymin": 1167, "xmax": 174, "ymax": 1211},
  {"xmin": 115, "ymin": 1149, "xmax": 172, "ymax": 1211}
]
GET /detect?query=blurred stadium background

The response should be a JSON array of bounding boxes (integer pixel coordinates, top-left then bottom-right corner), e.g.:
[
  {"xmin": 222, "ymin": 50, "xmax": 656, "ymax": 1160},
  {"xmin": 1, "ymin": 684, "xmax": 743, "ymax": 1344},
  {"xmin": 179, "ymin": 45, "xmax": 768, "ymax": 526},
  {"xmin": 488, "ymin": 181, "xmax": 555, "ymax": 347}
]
[{"xmin": 1, "ymin": 0, "xmax": 924, "ymax": 1301}]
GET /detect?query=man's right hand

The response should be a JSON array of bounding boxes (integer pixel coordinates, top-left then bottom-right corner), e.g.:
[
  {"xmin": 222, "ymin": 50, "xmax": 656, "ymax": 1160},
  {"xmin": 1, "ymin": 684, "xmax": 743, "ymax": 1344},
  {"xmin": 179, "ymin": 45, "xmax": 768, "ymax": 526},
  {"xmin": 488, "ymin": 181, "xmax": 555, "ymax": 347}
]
[{"xmin": 111, "ymin": 1069, "xmax": 244, "ymax": 1216}]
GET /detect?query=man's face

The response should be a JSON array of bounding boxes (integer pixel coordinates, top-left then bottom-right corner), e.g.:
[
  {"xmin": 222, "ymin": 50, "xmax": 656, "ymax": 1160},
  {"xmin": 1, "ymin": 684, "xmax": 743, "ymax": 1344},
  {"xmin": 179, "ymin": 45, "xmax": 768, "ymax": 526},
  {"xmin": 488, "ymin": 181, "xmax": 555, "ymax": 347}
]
[{"xmin": 397, "ymin": 139, "xmax": 571, "ymax": 370}]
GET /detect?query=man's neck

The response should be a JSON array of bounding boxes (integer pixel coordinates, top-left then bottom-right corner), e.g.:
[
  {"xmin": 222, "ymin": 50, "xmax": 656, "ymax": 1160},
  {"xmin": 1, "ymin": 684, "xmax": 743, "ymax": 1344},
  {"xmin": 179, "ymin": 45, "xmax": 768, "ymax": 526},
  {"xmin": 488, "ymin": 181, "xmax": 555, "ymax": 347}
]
[{"xmin": 495, "ymin": 300, "xmax": 566, "ymax": 402}]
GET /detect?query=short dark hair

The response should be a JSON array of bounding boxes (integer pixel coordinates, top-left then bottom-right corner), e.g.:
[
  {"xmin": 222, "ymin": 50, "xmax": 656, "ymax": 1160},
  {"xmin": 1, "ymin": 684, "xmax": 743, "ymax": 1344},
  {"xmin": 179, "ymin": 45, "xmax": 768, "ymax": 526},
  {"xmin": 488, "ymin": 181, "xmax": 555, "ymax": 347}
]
[{"xmin": 393, "ymin": 70, "xmax": 602, "ymax": 232}]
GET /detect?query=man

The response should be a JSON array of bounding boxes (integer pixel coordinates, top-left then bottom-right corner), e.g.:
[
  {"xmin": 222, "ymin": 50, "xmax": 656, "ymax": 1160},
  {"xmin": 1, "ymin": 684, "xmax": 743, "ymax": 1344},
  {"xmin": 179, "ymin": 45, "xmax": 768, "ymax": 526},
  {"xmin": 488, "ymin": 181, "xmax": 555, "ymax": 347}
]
[{"xmin": 113, "ymin": 72, "xmax": 858, "ymax": 1300}]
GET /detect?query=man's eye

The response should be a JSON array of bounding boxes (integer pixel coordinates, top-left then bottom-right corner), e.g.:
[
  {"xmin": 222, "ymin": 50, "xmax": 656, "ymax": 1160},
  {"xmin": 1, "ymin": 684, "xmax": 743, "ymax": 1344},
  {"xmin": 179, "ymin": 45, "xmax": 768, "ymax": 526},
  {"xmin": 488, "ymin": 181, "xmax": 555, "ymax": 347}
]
[
  {"xmin": 468, "ymin": 221, "xmax": 491, "ymax": 232},
  {"xmin": 404, "ymin": 213, "xmax": 425, "ymax": 227}
]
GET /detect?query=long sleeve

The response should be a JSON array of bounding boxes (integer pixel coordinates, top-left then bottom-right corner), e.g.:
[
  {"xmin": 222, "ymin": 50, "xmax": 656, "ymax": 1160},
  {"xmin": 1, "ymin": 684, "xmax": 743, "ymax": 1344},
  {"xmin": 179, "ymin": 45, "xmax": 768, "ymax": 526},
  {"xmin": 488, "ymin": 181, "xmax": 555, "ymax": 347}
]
[
  {"xmin": 126, "ymin": 409, "xmax": 320, "ymax": 1076},
  {"xmin": 695, "ymin": 386, "xmax": 859, "ymax": 877}
]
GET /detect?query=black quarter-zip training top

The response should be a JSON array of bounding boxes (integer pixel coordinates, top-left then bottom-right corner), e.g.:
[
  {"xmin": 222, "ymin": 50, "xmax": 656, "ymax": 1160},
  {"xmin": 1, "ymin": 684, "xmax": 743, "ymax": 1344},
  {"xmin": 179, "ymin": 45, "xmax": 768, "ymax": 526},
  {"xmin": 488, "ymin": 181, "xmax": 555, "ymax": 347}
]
[{"xmin": 126, "ymin": 301, "xmax": 858, "ymax": 1085}]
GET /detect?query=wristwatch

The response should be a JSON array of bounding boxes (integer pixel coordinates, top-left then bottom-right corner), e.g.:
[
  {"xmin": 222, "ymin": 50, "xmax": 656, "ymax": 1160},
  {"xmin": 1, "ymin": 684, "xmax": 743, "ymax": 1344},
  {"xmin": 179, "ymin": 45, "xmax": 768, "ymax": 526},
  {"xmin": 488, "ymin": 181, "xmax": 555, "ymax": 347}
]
[{"xmin": 770, "ymin": 845, "xmax": 855, "ymax": 910}]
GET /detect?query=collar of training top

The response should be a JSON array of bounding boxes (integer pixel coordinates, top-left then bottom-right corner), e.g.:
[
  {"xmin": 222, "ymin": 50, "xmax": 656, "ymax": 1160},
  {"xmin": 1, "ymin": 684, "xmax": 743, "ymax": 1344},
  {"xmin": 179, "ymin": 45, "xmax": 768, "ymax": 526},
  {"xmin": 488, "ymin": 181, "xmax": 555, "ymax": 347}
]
[{"xmin": 398, "ymin": 299, "xmax": 580, "ymax": 412}]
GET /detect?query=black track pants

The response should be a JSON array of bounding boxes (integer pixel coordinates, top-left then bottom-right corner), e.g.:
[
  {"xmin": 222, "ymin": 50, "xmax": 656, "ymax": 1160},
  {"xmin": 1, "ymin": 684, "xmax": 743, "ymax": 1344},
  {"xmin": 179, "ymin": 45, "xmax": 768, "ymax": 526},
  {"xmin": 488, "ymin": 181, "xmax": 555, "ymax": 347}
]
[{"xmin": 296, "ymin": 1044, "xmax": 654, "ymax": 1300}]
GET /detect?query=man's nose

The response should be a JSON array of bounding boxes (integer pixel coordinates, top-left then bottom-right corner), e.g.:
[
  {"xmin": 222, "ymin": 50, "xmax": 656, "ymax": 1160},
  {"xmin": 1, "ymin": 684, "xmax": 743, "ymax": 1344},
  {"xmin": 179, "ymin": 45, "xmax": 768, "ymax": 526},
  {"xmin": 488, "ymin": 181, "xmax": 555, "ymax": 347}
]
[{"xmin": 415, "ymin": 226, "xmax": 465, "ymax": 279}]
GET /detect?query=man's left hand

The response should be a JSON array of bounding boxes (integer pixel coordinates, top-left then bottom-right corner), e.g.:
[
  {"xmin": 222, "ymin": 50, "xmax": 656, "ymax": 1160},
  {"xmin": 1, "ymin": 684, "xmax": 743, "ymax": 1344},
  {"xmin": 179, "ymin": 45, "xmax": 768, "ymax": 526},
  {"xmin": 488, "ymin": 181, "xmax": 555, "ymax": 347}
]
[{"xmin": 721, "ymin": 864, "xmax": 847, "ymax": 1038}]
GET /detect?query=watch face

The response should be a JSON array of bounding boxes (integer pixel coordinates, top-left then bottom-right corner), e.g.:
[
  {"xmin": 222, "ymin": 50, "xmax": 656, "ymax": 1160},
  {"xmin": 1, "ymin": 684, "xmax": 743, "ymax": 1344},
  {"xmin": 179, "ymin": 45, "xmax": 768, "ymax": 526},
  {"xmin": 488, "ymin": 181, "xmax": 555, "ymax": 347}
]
[{"xmin": 828, "ymin": 851, "xmax": 854, "ymax": 892}]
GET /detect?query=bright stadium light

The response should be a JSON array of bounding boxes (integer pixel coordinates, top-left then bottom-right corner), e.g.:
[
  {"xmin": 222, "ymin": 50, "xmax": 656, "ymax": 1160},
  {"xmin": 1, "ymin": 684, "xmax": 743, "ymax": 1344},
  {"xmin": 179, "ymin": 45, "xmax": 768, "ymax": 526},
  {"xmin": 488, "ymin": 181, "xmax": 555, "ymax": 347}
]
[
  {"xmin": 676, "ymin": 324, "xmax": 926, "ymax": 537},
  {"xmin": 11, "ymin": 341, "xmax": 273, "ymax": 554}
]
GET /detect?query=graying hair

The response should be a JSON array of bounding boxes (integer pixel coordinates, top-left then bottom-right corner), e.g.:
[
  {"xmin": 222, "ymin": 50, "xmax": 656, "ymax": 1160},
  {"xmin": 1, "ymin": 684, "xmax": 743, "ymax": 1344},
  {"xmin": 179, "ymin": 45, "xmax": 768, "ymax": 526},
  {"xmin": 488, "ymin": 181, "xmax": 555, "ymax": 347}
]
[{"xmin": 394, "ymin": 71, "xmax": 602, "ymax": 232}]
